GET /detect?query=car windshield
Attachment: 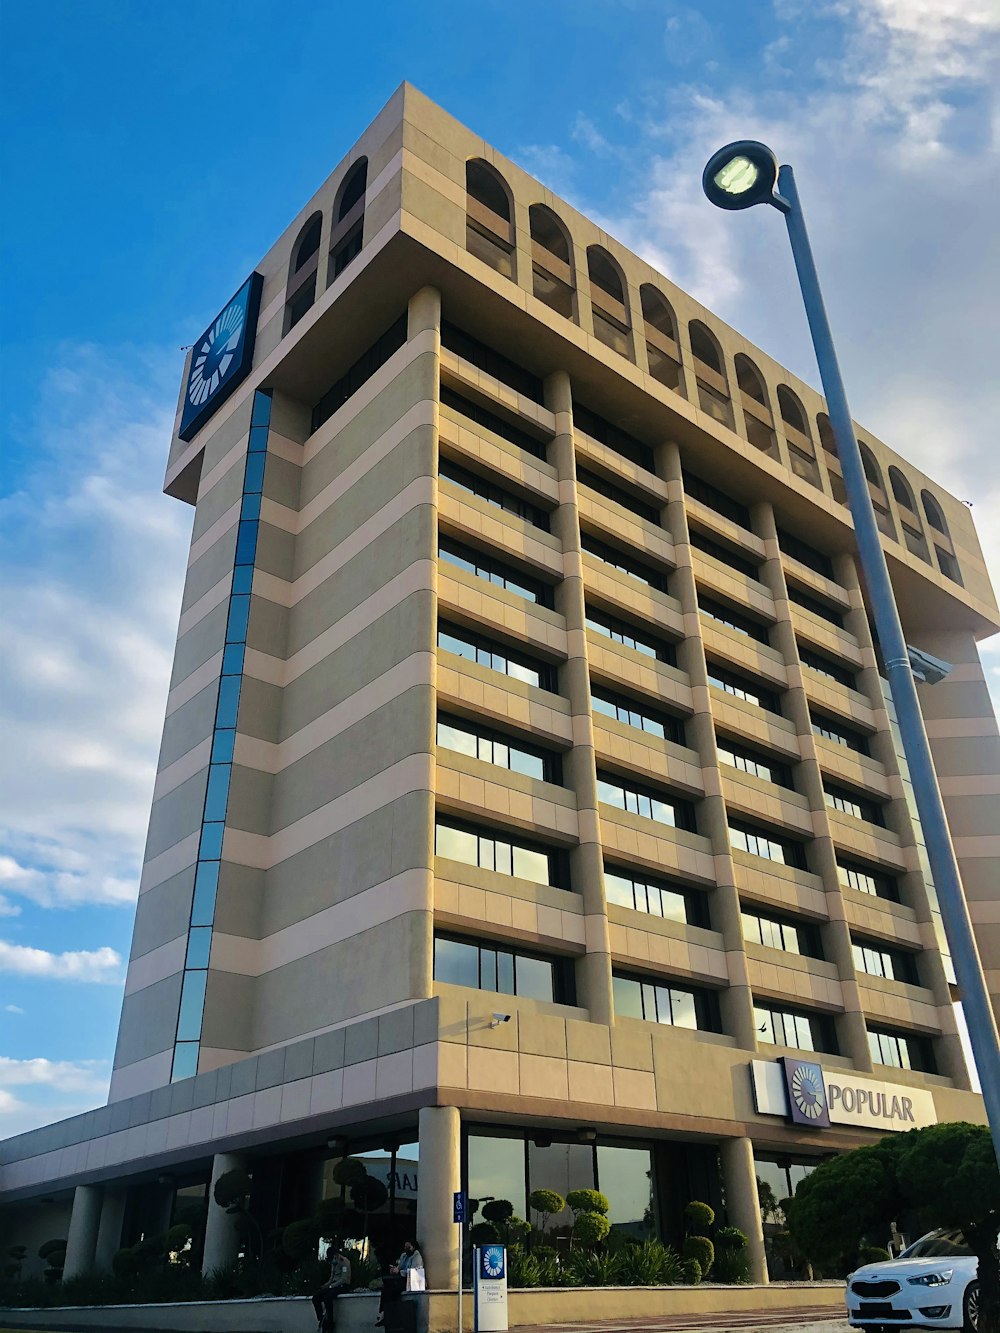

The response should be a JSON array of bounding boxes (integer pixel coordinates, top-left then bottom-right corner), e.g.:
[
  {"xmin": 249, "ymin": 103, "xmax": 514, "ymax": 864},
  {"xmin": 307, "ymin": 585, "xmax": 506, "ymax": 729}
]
[{"xmin": 900, "ymin": 1230, "xmax": 972, "ymax": 1259}]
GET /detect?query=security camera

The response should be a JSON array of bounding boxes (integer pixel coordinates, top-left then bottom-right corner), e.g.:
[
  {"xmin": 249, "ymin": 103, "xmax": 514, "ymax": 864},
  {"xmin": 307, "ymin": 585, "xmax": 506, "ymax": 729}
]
[
  {"xmin": 907, "ymin": 645, "xmax": 952, "ymax": 686},
  {"xmin": 490, "ymin": 1012, "xmax": 512, "ymax": 1027}
]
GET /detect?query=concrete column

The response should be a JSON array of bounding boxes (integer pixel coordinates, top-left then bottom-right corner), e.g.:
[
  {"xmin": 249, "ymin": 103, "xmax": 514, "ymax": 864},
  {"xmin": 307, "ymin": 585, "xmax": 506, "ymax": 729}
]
[
  {"xmin": 663, "ymin": 443, "xmax": 758, "ymax": 1050},
  {"xmin": 94, "ymin": 1186, "xmax": 127, "ymax": 1271},
  {"xmin": 719, "ymin": 1136, "xmax": 768, "ymax": 1284},
  {"xmin": 63, "ymin": 1184, "xmax": 102, "ymax": 1279},
  {"xmin": 546, "ymin": 369, "xmax": 614, "ymax": 1026},
  {"xmin": 416, "ymin": 1104, "xmax": 461, "ymax": 1291},
  {"xmin": 201, "ymin": 1152, "xmax": 244, "ymax": 1276}
]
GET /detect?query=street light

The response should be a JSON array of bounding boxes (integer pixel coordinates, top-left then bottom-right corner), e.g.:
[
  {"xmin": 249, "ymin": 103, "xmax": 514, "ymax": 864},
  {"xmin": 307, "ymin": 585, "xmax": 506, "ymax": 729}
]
[{"xmin": 702, "ymin": 140, "xmax": 1000, "ymax": 1167}]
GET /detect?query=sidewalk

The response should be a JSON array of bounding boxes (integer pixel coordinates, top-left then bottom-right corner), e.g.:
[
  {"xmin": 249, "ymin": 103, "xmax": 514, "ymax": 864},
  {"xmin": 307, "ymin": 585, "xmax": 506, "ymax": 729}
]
[{"xmin": 513, "ymin": 1307, "xmax": 848, "ymax": 1333}]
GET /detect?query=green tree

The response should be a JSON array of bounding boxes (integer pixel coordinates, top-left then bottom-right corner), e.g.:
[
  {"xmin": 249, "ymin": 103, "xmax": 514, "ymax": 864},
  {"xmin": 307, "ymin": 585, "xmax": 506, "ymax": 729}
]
[
  {"xmin": 213, "ymin": 1167, "xmax": 263, "ymax": 1263},
  {"xmin": 529, "ymin": 1189, "xmax": 566, "ymax": 1236},
  {"xmin": 786, "ymin": 1123, "xmax": 999, "ymax": 1333}
]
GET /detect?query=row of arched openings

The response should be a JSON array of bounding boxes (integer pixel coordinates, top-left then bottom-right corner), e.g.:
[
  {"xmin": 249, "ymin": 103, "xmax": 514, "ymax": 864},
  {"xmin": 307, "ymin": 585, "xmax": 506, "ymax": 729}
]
[{"xmin": 284, "ymin": 158, "xmax": 369, "ymax": 333}]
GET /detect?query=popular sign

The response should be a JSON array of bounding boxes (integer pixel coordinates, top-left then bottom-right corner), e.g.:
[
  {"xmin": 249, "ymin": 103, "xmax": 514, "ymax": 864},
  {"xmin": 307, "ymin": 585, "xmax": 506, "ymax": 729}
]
[{"xmin": 751, "ymin": 1058, "xmax": 937, "ymax": 1132}]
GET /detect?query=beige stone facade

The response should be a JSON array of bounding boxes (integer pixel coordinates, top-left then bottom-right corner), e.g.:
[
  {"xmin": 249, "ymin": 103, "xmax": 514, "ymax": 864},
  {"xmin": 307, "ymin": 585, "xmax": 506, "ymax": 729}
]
[{"xmin": 2, "ymin": 82, "xmax": 997, "ymax": 1291}]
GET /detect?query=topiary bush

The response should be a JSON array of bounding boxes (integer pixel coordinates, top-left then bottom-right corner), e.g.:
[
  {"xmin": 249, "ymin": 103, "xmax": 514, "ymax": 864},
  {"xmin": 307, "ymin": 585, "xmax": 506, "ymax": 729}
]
[
  {"xmin": 858, "ymin": 1245, "xmax": 891, "ymax": 1265},
  {"xmin": 566, "ymin": 1188, "xmax": 610, "ymax": 1217},
  {"xmin": 482, "ymin": 1199, "xmax": 514, "ymax": 1226},
  {"xmin": 529, "ymin": 1188, "xmax": 566, "ymax": 1231},
  {"xmin": 712, "ymin": 1228, "xmax": 752, "ymax": 1284},
  {"xmin": 682, "ymin": 1257, "xmax": 702, "ymax": 1284},
  {"xmin": 470, "ymin": 1221, "xmax": 500, "ymax": 1244},
  {"xmin": 572, "ymin": 1211, "xmax": 611, "ymax": 1247},
  {"xmin": 683, "ymin": 1234, "xmax": 714, "ymax": 1276},
  {"xmin": 683, "ymin": 1201, "xmax": 715, "ymax": 1235}
]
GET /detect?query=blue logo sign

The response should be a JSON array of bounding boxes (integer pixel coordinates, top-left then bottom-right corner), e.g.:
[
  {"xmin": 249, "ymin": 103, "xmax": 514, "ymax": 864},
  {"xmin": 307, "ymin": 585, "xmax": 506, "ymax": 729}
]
[
  {"xmin": 453, "ymin": 1191, "xmax": 467, "ymax": 1223},
  {"xmin": 479, "ymin": 1245, "xmax": 506, "ymax": 1280},
  {"xmin": 781, "ymin": 1056, "xmax": 830, "ymax": 1127},
  {"xmin": 179, "ymin": 272, "xmax": 264, "ymax": 442}
]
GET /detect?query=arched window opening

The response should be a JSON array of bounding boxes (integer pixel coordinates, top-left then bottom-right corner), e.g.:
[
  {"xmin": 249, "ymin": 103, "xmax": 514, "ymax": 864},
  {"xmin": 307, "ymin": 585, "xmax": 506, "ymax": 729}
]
[
  {"xmin": 529, "ymin": 204, "xmax": 574, "ymax": 318},
  {"xmin": 285, "ymin": 212, "xmax": 323, "ymax": 333},
  {"xmin": 817, "ymin": 413, "xmax": 847, "ymax": 505},
  {"xmin": 921, "ymin": 491, "xmax": 960, "ymax": 582},
  {"xmin": 921, "ymin": 490, "xmax": 949, "ymax": 536},
  {"xmin": 734, "ymin": 354, "xmax": 777, "ymax": 457},
  {"xmin": 640, "ymin": 285, "xmax": 682, "ymax": 393},
  {"xmin": 587, "ymin": 246, "xmax": 632, "ymax": 360},
  {"xmin": 888, "ymin": 468, "xmax": 930, "ymax": 562},
  {"xmin": 329, "ymin": 158, "xmax": 368, "ymax": 282},
  {"xmin": 860, "ymin": 444, "xmax": 895, "ymax": 538},
  {"xmin": 466, "ymin": 159, "xmax": 515, "ymax": 280},
  {"xmin": 778, "ymin": 385, "xmax": 820, "ymax": 487},
  {"xmin": 688, "ymin": 321, "xmax": 732, "ymax": 429}
]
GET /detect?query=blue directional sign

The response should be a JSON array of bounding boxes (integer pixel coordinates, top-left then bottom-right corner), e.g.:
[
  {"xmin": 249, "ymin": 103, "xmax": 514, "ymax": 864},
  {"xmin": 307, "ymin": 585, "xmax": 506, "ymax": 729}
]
[{"xmin": 454, "ymin": 1191, "xmax": 467, "ymax": 1223}]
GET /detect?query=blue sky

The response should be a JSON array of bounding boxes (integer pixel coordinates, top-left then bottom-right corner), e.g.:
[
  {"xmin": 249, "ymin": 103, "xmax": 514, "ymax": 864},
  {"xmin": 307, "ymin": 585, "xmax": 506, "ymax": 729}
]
[{"xmin": 2, "ymin": 0, "xmax": 998, "ymax": 1133}]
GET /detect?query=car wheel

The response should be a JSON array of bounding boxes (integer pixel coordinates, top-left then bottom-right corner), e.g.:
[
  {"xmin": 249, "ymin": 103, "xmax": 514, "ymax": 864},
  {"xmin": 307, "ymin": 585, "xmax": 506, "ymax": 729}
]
[{"xmin": 964, "ymin": 1281, "xmax": 979, "ymax": 1333}]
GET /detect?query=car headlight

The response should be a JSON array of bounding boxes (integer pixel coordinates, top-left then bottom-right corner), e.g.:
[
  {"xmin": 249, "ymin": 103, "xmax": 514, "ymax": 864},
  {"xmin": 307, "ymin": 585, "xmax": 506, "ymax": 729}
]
[{"xmin": 907, "ymin": 1271, "xmax": 954, "ymax": 1287}]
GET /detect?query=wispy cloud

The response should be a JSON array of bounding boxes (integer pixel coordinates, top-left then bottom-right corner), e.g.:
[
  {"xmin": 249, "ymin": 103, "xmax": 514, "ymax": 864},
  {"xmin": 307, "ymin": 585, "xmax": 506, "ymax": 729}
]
[
  {"xmin": 0, "ymin": 343, "xmax": 189, "ymax": 914},
  {"xmin": 0, "ymin": 1057, "xmax": 111, "ymax": 1136},
  {"xmin": 0, "ymin": 940, "xmax": 124, "ymax": 984}
]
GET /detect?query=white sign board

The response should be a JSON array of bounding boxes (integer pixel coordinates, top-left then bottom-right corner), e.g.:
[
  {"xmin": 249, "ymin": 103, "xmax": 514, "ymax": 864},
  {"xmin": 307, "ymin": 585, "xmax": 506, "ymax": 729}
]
[
  {"xmin": 474, "ymin": 1245, "xmax": 508, "ymax": 1333},
  {"xmin": 751, "ymin": 1058, "xmax": 937, "ymax": 1132}
]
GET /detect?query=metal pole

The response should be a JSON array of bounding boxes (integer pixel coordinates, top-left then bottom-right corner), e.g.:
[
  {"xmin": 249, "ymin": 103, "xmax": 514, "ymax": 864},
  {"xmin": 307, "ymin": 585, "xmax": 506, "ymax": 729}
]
[
  {"xmin": 773, "ymin": 164, "xmax": 1000, "ymax": 1166},
  {"xmin": 458, "ymin": 1221, "xmax": 463, "ymax": 1333}
]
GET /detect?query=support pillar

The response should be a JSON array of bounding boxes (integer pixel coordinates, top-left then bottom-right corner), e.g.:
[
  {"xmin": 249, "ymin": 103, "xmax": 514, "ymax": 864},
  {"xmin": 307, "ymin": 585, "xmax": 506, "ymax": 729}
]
[
  {"xmin": 720, "ymin": 1136, "xmax": 768, "ymax": 1284},
  {"xmin": 94, "ymin": 1185, "xmax": 127, "ymax": 1271},
  {"xmin": 201, "ymin": 1152, "xmax": 244, "ymax": 1276},
  {"xmin": 63, "ymin": 1184, "xmax": 102, "ymax": 1279},
  {"xmin": 416, "ymin": 1104, "xmax": 460, "ymax": 1291}
]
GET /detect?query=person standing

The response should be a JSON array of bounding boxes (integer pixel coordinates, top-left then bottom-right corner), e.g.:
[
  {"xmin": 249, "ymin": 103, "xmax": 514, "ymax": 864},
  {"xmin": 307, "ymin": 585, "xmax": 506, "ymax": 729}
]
[{"xmin": 313, "ymin": 1245, "xmax": 352, "ymax": 1332}]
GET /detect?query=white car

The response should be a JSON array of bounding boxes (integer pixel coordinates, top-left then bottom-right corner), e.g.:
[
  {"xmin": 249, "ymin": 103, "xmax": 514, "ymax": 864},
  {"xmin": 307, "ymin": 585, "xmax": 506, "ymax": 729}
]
[{"xmin": 846, "ymin": 1229, "xmax": 979, "ymax": 1332}]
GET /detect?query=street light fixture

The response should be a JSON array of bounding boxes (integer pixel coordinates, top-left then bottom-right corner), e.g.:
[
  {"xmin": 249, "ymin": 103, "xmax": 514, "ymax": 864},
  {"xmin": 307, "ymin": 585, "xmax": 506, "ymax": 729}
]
[{"xmin": 702, "ymin": 140, "xmax": 1000, "ymax": 1167}]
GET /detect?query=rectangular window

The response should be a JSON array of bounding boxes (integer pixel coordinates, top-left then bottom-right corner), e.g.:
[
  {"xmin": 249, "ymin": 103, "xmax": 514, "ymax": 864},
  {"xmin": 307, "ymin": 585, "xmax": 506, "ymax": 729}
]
[
  {"xmin": 574, "ymin": 405, "xmax": 655, "ymax": 473},
  {"xmin": 717, "ymin": 738, "xmax": 793, "ymax": 789},
  {"xmin": 754, "ymin": 1003, "xmax": 835, "ymax": 1053},
  {"xmin": 837, "ymin": 859, "xmax": 899, "ymax": 902},
  {"xmin": 596, "ymin": 772, "xmax": 697, "ymax": 832},
  {"xmin": 811, "ymin": 711, "xmax": 870, "ymax": 754},
  {"xmin": 439, "ymin": 540, "xmax": 553, "ymax": 607},
  {"xmin": 868, "ymin": 1027, "xmax": 933, "ymax": 1072},
  {"xmin": 434, "ymin": 818, "xmax": 563, "ymax": 887},
  {"xmin": 742, "ymin": 910, "xmax": 821, "ymax": 958},
  {"xmin": 576, "ymin": 466, "xmax": 661, "ymax": 526},
  {"xmin": 612, "ymin": 970, "xmax": 718, "ymax": 1030},
  {"xmin": 440, "ymin": 457, "xmax": 549, "ymax": 529},
  {"xmin": 311, "ymin": 315, "xmax": 407, "ymax": 432},
  {"xmin": 437, "ymin": 622, "xmax": 555, "ymax": 692},
  {"xmin": 699, "ymin": 596, "xmax": 771, "ymax": 645},
  {"xmin": 729, "ymin": 820, "xmax": 807, "ymax": 869},
  {"xmin": 852, "ymin": 940, "xmax": 917, "ymax": 983},
  {"xmin": 581, "ymin": 533, "xmax": 668, "ymax": 592},
  {"xmin": 436, "ymin": 716, "xmax": 560, "ymax": 784},
  {"xmin": 586, "ymin": 608, "xmax": 676, "ymax": 664},
  {"xmin": 434, "ymin": 933, "xmax": 572, "ymax": 1004},
  {"xmin": 799, "ymin": 646, "xmax": 856, "ymax": 689},
  {"xmin": 936, "ymin": 547, "xmax": 962, "ymax": 585},
  {"xmin": 689, "ymin": 528, "xmax": 761, "ymax": 581},
  {"xmin": 777, "ymin": 529, "xmax": 836, "ymax": 581},
  {"xmin": 605, "ymin": 867, "xmax": 706, "ymax": 927},
  {"xmin": 706, "ymin": 662, "xmax": 781, "ymax": 714},
  {"xmin": 682, "ymin": 469, "xmax": 752, "ymax": 531},
  {"xmin": 787, "ymin": 585, "xmax": 845, "ymax": 629},
  {"xmin": 591, "ymin": 688, "xmax": 685, "ymax": 746},
  {"xmin": 441, "ymin": 323, "xmax": 544, "ymax": 402},
  {"xmin": 824, "ymin": 784, "xmax": 884, "ymax": 825},
  {"xmin": 440, "ymin": 386, "xmax": 548, "ymax": 460}
]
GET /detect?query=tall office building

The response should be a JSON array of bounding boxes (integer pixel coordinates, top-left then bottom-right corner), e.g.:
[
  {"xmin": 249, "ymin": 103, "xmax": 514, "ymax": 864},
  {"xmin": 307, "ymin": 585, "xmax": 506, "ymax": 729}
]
[{"xmin": 2, "ymin": 84, "xmax": 998, "ymax": 1290}]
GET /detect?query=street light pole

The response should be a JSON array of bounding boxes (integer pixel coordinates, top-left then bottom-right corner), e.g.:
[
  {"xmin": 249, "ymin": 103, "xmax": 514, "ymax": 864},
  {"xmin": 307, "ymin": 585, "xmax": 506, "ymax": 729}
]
[{"xmin": 702, "ymin": 143, "xmax": 1000, "ymax": 1167}]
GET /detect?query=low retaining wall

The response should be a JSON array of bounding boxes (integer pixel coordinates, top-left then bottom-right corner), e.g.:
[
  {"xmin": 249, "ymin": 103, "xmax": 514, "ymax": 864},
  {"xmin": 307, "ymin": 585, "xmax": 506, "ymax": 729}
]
[{"xmin": 0, "ymin": 1280, "xmax": 846, "ymax": 1333}]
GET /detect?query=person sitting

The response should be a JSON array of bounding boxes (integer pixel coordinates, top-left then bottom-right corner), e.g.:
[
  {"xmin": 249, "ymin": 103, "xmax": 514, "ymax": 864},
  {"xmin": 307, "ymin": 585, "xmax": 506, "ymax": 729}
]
[
  {"xmin": 375, "ymin": 1239, "xmax": 424, "ymax": 1327},
  {"xmin": 312, "ymin": 1244, "xmax": 352, "ymax": 1332}
]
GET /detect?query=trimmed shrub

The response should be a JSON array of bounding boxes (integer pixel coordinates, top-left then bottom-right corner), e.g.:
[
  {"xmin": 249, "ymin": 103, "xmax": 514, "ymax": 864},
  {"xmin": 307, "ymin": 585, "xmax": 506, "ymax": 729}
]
[
  {"xmin": 682, "ymin": 1257, "xmax": 702, "ymax": 1284},
  {"xmin": 684, "ymin": 1201, "xmax": 715, "ymax": 1235},
  {"xmin": 281, "ymin": 1218, "xmax": 319, "ymax": 1262},
  {"xmin": 859, "ymin": 1245, "xmax": 891, "ymax": 1265},
  {"xmin": 566, "ymin": 1189, "xmax": 610, "ymax": 1217},
  {"xmin": 683, "ymin": 1234, "xmax": 714, "ymax": 1276},
  {"xmin": 573, "ymin": 1212, "xmax": 611, "ymax": 1246},
  {"xmin": 470, "ymin": 1221, "xmax": 500, "ymax": 1244},
  {"xmin": 482, "ymin": 1199, "xmax": 514, "ymax": 1225},
  {"xmin": 529, "ymin": 1188, "xmax": 565, "ymax": 1225}
]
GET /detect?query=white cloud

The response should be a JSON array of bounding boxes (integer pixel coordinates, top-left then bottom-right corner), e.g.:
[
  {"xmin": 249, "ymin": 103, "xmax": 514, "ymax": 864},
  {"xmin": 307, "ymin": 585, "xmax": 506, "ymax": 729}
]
[
  {"xmin": 0, "ymin": 344, "xmax": 189, "ymax": 913},
  {"xmin": 3, "ymin": 1004, "xmax": 26, "ymax": 1014},
  {"xmin": 0, "ymin": 1055, "xmax": 110, "ymax": 1092},
  {"xmin": 0, "ymin": 1058, "xmax": 111, "ymax": 1137},
  {"xmin": 0, "ymin": 940, "xmax": 124, "ymax": 984}
]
